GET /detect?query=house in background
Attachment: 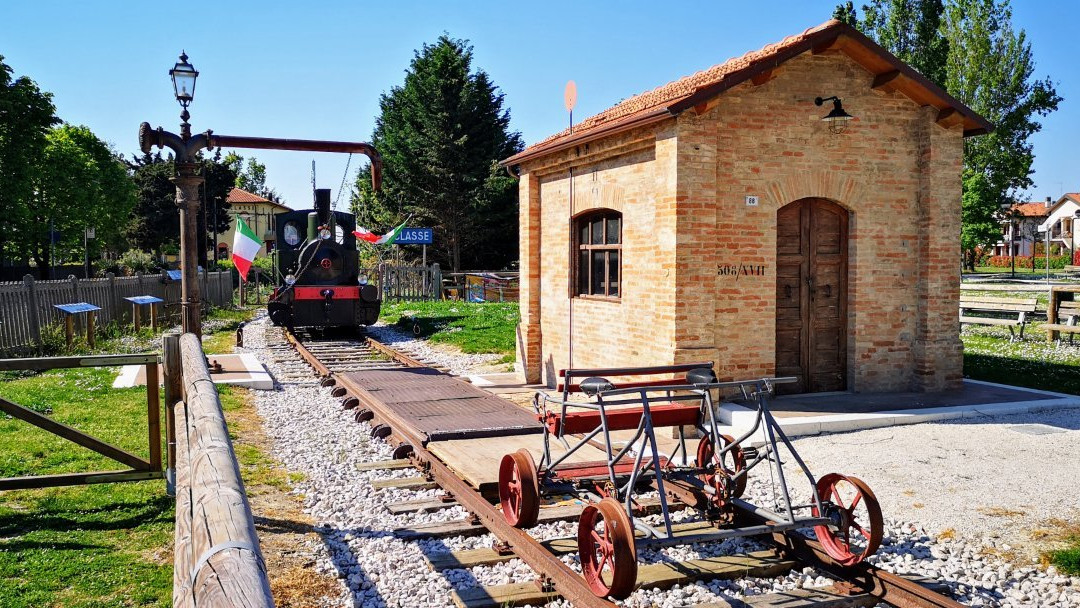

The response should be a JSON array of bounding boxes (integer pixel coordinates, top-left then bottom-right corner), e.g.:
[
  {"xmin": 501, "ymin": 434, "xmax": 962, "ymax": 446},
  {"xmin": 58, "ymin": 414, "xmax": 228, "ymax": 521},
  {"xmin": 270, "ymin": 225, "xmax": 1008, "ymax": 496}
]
[
  {"xmin": 993, "ymin": 199, "xmax": 1050, "ymax": 257},
  {"xmin": 1037, "ymin": 193, "xmax": 1080, "ymax": 258},
  {"xmin": 218, "ymin": 188, "xmax": 290, "ymax": 260}
]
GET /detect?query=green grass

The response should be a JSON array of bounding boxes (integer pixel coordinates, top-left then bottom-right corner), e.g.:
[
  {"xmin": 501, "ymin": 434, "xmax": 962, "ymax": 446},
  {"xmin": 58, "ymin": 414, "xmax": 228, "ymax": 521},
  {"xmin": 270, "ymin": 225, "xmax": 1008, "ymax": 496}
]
[
  {"xmin": 961, "ymin": 323, "xmax": 1080, "ymax": 395},
  {"xmin": 0, "ymin": 313, "xmax": 253, "ymax": 607},
  {"xmin": 1050, "ymin": 542, "xmax": 1080, "ymax": 575},
  {"xmin": 0, "ymin": 366, "xmax": 172, "ymax": 607},
  {"xmin": 379, "ymin": 300, "xmax": 519, "ymax": 356},
  {"xmin": 972, "ymin": 266, "xmax": 1046, "ymax": 274}
]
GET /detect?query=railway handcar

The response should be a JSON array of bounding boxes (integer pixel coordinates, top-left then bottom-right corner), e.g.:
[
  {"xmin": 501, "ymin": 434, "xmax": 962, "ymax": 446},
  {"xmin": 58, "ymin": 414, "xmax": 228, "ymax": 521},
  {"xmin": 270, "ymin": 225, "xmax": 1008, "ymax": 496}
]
[{"xmin": 268, "ymin": 189, "xmax": 381, "ymax": 329}]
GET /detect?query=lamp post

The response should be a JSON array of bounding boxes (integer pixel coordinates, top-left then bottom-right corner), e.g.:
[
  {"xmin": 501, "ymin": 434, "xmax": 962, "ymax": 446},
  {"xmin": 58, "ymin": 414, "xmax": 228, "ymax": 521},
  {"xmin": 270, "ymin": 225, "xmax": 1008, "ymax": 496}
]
[{"xmin": 139, "ymin": 52, "xmax": 212, "ymax": 338}]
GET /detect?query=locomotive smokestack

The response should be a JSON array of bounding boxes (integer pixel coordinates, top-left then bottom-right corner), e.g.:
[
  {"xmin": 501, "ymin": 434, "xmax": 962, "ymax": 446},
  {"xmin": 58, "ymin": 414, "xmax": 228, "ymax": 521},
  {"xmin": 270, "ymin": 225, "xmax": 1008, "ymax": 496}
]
[{"xmin": 315, "ymin": 188, "xmax": 332, "ymax": 225}]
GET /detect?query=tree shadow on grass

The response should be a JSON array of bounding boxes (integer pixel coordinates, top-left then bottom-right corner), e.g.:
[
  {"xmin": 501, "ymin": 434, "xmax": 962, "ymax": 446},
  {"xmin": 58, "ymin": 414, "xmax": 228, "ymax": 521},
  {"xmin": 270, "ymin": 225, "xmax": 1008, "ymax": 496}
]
[
  {"xmin": 0, "ymin": 494, "xmax": 173, "ymax": 536},
  {"xmin": 964, "ymin": 352, "xmax": 1080, "ymax": 396}
]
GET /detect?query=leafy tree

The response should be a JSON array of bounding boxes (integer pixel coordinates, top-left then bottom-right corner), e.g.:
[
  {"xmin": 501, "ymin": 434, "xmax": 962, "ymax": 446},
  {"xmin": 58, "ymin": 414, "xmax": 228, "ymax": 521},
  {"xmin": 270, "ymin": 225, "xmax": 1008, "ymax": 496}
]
[
  {"xmin": 835, "ymin": 0, "xmax": 1060, "ymax": 269},
  {"xmin": 224, "ymin": 151, "xmax": 278, "ymax": 201},
  {"xmin": 126, "ymin": 152, "xmax": 179, "ymax": 255},
  {"xmin": 944, "ymin": 0, "xmax": 1060, "ymax": 269},
  {"xmin": 198, "ymin": 150, "xmax": 237, "ymax": 267},
  {"xmin": 0, "ymin": 55, "xmax": 58, "ymax": 266},
  {"xmin": 351, "ymin": 35, "xmax": 524, "ymax": 271},
  {"xmin": 859, "ymin": 0, "xmax": 949, "ymax": 85},
  {"xmin": 19, "ymin": 125, "xmax": 135, "ymax": 278},
  {"xmin": 833, "ymin": 1, "xmax": 859, "ymax": 24}
]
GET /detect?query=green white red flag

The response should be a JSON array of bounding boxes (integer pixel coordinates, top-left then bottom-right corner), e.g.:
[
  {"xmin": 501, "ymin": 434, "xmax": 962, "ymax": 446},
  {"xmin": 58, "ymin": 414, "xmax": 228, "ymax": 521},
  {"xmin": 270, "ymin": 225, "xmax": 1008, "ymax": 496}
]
[
  {"xmin": 352, "ymin": 218, "xmax": 409, "ymax": 245},
  {"xmin": 232, "ymin": 216, "xmax": 263, "ymax": 281}
]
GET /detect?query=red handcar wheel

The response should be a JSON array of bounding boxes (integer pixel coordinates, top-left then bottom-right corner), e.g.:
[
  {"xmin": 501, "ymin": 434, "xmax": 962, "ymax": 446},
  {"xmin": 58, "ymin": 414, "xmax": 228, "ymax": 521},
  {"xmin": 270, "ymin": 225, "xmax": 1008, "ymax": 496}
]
[
  {"xmin": 695, "ymin": 434, "xmax": 747, "ymax": 500},
  {"xmin": 578, "ymin": 497, "xmax": 637, "ymax": 599},
  {"xmin": 812, "ymin": 473, "xmax": 884, "ymax": 566},
  {"xmin": 498, "ymin": 449, "xmax": 539, "ymax": 528}
]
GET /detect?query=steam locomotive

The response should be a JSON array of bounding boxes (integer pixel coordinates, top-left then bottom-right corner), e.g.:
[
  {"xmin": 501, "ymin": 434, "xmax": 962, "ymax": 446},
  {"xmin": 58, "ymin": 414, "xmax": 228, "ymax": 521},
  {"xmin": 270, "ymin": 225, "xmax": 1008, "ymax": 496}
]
[{"xmin": 267, "ymin": 188, "xmax": 381, "ymax": 329}]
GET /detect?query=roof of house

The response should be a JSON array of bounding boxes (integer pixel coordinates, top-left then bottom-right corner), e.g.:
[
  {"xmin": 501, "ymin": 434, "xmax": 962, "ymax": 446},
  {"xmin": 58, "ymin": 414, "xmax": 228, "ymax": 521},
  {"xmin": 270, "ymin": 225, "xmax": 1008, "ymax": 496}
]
[
  {"xmin": 226, "ymin": 187, "xmax": 290, "ymax": 209},
  {"xmin": 1060, "ymin": 193, "xmax": 1080, "ymax": 206},
  {"xmin": 1011, "ymin": 202, "xmax": 1051, "ymax": 217},
  {"xmin": 503, "ymin": 19, "xmax": 991, "ymax": 167}
]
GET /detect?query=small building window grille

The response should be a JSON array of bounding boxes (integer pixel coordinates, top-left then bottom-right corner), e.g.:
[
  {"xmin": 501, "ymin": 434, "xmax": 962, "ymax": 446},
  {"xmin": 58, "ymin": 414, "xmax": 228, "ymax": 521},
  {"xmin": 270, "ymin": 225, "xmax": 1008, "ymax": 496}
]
[{"xmin": 574, "ymin": 210, "xmax": 621, "ymax": 298}]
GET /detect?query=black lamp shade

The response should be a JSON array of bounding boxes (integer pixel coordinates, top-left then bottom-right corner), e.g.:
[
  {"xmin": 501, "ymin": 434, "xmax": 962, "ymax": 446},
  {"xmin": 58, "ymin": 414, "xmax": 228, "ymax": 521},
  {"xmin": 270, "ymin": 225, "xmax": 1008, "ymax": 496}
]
[{"xmin": 170, "ymin": 52, "xmax": 198, "ymax": 105}]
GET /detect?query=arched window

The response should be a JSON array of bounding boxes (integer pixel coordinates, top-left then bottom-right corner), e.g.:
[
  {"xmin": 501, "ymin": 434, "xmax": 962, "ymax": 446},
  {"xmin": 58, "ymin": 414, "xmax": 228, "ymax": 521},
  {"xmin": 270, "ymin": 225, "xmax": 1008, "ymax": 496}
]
[{"xmin": 574, "ymin": 209, "xmax": 621, "ymax": 298}]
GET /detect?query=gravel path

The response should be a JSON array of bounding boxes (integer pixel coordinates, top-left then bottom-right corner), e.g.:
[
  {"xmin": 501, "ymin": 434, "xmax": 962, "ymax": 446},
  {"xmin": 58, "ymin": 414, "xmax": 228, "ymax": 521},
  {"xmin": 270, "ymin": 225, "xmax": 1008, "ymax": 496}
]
[{"xmin": 239, "ymin": 316, "xmax": 1080, "ymax": 607}]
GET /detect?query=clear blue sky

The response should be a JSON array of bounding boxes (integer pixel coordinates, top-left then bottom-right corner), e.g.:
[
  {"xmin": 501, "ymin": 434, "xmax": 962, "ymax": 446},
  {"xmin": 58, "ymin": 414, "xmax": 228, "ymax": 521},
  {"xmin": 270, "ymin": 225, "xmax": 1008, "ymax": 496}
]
[{"xmin": 1, "ymin": 1, "xmax": 1075, "ymax": 208}]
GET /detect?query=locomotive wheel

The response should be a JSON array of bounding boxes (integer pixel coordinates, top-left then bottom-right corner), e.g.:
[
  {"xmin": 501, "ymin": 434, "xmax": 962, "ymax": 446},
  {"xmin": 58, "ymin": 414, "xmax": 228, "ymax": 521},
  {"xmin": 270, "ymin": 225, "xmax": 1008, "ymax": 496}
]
[
  {"xmin": 695, "ymin": 434, "xmax": 747, "ymax": 504},
  {"xmin": 370, "ymin": 423, "xmax": 392, "ymax": 440},
  {"xmin": 812, "ymin": 473, "xmax": 883, "ymax": 566},
  {"xmin": 391, "ymin": 443, "xmax": 414, "ymax": 459},
  {"xmin": 578, "ymin": 497, "xmax": 637, "ymax": 599},
  {"xmin": 498, "ymin": 449, "xmax": 539, "ymax": 528}
]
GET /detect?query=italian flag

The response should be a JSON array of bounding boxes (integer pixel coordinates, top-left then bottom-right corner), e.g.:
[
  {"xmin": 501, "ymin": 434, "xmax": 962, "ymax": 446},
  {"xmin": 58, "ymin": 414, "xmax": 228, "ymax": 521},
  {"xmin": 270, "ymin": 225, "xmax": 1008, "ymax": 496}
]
[
  {"xmin": 232, "ymin": 216, "xmax": 263, "ymax": 281},
  {"xmin": 353, "ymin": 218, "xmax": 408, "ymax": 245}
]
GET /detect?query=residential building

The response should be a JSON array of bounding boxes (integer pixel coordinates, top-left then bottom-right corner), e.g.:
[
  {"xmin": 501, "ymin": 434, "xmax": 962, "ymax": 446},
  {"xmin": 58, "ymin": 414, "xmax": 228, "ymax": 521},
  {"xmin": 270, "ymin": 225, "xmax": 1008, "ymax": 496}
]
[
  {"xmin": 217, "ymin": 188, "xmax": 290, "ymax": 259},
  {"xmin": 993, "ymin": 199, "xmax": 1050, "ymax": 257},
  {"xmin": 1037, "ymin": 193, "xmax": 1080, "ymax": 259},
  {"xmin": 503, "ymin": 19, "xmax": 990, "ymax": 394}
]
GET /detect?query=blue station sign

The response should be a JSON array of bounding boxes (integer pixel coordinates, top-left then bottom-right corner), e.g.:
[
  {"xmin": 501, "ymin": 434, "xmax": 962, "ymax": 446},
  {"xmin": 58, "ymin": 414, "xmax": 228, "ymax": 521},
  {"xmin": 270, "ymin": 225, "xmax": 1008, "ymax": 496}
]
[{"xmin": 397, "ymin": 227, "xmax": 433, "ymax": 245}]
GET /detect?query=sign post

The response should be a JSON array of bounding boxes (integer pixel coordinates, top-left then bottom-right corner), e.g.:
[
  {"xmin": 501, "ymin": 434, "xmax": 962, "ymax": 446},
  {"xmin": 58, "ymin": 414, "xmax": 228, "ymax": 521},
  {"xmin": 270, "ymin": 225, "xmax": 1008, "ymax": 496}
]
[
  {"xmin": 84, "ymin": 227, "xmax": 95, "ymax": 278},
  {"xmin": 396, "ymin": 227, "xmax": 434, "ymax": 296}
]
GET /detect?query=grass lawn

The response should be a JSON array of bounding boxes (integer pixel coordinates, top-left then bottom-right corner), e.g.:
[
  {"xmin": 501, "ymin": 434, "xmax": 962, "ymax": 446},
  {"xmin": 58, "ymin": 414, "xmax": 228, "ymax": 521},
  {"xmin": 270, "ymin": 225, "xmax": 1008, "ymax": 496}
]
[
  {"xmin": 0, "ymin": 305, "xmax": 255, "ymax": 607},
  {"xmin": 971, "ymin": 266, "xmax": 1046, "ymax": 274},
  {"xmin": 380, "ymin": 300, "xmax": 518, "ymax": 358}
]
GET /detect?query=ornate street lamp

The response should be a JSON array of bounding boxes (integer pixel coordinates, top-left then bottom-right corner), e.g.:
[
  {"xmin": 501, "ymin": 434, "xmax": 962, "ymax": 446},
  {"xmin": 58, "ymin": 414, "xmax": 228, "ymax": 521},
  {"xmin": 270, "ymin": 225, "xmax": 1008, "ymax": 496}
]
[{"xmin": 140, "ymin": 51, "xmax": 213, "ymax": 338}]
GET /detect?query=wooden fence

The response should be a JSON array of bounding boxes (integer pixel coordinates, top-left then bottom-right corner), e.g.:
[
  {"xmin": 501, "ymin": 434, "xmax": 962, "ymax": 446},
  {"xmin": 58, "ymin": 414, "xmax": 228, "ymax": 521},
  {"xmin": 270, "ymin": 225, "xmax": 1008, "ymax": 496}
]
[
  {"xmin": 0, "ymin": 271, "xmax": 233, "ymax": 355},
  {"xmin": 167, "ymin": 333, "xmax": 274, "ymax": 607},
  {"xmin": 371, "ymin": 263, "xmax": 442, "ymax": 301}
]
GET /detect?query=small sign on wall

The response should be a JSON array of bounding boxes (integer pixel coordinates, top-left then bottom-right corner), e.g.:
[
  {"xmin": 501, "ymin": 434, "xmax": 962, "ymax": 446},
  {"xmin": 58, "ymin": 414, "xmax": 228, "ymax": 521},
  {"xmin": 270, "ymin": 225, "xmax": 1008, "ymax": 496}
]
[{"xmin": 745, "ymin": 195, "xmax": 759, "ymax": 206}]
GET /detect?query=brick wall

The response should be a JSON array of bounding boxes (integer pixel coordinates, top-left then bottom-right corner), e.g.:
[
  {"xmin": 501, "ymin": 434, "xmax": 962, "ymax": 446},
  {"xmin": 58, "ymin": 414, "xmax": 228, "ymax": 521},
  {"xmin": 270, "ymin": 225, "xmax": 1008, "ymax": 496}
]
[{"xmin": 517, "ymin": 50, "xmax": 964, "ymax": 392}]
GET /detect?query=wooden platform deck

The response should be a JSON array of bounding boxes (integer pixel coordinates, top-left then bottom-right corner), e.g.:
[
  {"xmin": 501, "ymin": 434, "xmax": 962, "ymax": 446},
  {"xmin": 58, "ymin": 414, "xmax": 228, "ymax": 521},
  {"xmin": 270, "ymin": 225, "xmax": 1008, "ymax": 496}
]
[{"xmin": 339, "ymin": 367, "xmax": 542, "ymax": 443}]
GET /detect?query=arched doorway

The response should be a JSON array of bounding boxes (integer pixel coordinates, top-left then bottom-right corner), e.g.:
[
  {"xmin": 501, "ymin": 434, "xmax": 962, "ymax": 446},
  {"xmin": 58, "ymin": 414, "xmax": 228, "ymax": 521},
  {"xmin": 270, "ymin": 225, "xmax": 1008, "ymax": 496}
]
[{"xmin": 775, "ymin": 198, "xmax": 849, "ymax": 394}]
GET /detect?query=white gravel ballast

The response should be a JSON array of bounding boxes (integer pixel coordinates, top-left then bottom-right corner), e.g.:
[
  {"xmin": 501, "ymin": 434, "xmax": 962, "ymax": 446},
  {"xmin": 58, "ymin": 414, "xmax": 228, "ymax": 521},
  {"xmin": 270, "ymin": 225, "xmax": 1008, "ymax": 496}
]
[{"xmin": 239, "ymin": 316, "xmax": 1080, "ymax": 607}]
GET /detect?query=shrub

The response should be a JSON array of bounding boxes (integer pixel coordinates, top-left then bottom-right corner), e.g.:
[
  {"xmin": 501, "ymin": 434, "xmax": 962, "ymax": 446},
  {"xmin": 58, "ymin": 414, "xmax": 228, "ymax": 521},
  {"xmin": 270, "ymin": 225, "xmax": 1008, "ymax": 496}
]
[
  {"xmin": 115, "ymin": 249, "xmax": 157, "ymax": 275},
  {"xmin": 984, "ymin": 255, "xmax": 1071, "ymax": 269}
]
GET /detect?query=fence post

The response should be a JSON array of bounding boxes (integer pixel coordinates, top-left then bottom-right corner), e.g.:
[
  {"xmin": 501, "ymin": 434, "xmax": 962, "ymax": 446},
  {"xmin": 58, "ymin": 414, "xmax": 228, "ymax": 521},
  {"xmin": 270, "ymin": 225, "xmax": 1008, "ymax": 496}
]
[
  {"xmin": 107, "ymin": 272, "xmax": 119, "ymax": 322},
  {"xmin": 431, "ymin": 263, "xmax": 442, "ymax": 301},
  {"xmin": 162, "ymin": 331, "xmax": 181, "ymax": 496},
  {"xmin": 23, "ymin": 275, "xmax": 41, "ymax": 350},
  {"xmin": 69, "ymin": 275, "xmax": 81, "ymax": 334}
]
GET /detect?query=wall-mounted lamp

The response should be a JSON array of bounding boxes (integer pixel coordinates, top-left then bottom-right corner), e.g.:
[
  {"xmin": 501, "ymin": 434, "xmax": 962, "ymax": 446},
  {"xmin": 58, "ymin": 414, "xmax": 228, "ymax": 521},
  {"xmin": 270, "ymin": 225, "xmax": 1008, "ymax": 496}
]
[{"xmin": 815, "ymin": 96, "xmax": 855, "ymax": 134}]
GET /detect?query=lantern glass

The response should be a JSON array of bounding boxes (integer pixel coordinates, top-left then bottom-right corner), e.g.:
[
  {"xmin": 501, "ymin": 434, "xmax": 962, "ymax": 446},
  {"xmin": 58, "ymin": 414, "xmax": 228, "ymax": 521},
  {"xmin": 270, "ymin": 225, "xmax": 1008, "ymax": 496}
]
[{"xmin": 169, "ymin": 53, "xmax": 198, "ymax": 105}]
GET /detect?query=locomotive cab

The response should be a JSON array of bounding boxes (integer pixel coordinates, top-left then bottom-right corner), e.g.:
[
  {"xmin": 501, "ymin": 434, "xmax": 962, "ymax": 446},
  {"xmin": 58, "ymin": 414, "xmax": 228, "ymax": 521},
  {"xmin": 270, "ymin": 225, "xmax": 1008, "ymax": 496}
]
[{"xmin": 268, "ymin": 189, "xmax": 382, "ymax": 329}]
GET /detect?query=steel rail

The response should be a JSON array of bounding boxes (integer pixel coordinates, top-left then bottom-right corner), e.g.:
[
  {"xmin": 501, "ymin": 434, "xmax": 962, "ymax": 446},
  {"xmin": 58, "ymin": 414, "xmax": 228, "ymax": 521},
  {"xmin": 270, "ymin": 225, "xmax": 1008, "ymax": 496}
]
[
  {"xmin": 283, "ymin": 330, "xmax": 333, "ymax": 379},
  {"xmin": 286, "ymin": 332, "xmax": 617, "ymax": 607},
  {"xmin": 730, "ymin": 501, "xmax": 965, "ymax": 608},
  {"xmin": 364, "ymin": 337, "xmax": 428, "ymax": 368}
]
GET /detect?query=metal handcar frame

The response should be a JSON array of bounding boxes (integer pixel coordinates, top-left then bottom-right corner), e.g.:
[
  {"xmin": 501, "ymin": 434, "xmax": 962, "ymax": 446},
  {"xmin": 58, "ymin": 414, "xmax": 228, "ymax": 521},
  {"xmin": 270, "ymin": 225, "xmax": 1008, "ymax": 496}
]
[{"xmin": 498, "ymin": 363, "xmax": 883, "ymax": 599}]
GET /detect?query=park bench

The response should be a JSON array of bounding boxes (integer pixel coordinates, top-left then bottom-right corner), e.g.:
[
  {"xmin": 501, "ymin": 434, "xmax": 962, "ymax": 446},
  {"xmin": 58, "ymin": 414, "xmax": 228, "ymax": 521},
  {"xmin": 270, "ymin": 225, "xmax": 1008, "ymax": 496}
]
[
  {"xmin": 1043, "ymin": 299, "xmax": 1080, "ymax": 344},
  {"xmin": 959, "ymin": 295, "xmax": 1038, "ymax": 340},
  {"xmin": 1064, "ymin": 265, "xmax": 1080, "ymax": 277}
]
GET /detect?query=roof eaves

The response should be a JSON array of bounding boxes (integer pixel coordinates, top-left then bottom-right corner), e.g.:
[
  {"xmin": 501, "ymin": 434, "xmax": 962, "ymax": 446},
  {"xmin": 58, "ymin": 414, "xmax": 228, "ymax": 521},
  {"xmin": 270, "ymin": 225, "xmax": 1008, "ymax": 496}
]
[{"xmin": 501, "ymin": 106, "xmax": 674, "ymax": 167}]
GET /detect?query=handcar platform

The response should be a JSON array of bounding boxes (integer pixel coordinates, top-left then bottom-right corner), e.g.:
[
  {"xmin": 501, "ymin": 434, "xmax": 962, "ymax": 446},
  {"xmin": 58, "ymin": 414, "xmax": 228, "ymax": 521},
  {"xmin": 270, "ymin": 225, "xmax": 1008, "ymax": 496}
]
[{"xmin": 339, "ymin": 367, "xmax": 542, "ymax": 443}]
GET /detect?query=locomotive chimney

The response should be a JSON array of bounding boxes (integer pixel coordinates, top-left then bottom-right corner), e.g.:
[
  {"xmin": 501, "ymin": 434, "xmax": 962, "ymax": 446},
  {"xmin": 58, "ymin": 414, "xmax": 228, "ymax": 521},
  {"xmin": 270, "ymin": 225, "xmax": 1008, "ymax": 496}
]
[{"xmin": 315, "ymin": 188, "xmax": 332, "ymax": 224}]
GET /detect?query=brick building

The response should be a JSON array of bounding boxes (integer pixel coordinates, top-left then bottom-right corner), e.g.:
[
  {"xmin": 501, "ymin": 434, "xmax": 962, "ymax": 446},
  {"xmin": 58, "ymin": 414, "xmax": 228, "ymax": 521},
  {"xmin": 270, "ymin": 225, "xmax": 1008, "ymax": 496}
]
[{"xmin": 502, "ymin": 20, "xmax": 990, "ymax": 394}]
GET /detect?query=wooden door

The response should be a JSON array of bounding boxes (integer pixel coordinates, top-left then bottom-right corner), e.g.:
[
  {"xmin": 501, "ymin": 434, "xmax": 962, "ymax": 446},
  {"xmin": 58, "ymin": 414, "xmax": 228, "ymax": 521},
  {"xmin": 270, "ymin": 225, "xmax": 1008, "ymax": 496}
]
[{"xmin": 775, "ymin": 198, "xmax": 848, "ymax": 394}]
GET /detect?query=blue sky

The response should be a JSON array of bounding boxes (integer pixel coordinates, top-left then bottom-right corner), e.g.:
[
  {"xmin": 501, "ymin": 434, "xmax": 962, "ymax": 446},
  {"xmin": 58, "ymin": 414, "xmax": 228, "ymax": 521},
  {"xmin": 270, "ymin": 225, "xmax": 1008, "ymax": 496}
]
[{"xmin": 1, "ymin": 1, "xmax": 1075, "ymax": 208}]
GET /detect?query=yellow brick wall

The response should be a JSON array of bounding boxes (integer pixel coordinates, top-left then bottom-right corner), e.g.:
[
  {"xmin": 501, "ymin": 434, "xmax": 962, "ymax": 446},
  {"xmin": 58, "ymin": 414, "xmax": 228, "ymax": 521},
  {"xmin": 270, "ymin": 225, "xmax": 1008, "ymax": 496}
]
[{"xmin": 517, "ymin": 50, "xmax": 964, "ymax": 392}]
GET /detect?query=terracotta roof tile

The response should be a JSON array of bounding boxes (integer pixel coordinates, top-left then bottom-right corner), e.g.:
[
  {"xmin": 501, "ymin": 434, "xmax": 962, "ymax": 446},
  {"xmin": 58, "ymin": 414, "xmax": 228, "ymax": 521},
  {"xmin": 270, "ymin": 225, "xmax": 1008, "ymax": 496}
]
[
  {"xmin": 505, "ymin": 19, "xmax": 991, "ymax": 166},
  {"xmin": 226, "ymin": 188, "xmax": 270, "ymax": 204},
  {"xmin": 1011, "ymin": 202, "xmax": 1050, "ymax": 217},
  {"xmin": 522, "ymin": 20, "xmax": 840, "ymax": 155}
]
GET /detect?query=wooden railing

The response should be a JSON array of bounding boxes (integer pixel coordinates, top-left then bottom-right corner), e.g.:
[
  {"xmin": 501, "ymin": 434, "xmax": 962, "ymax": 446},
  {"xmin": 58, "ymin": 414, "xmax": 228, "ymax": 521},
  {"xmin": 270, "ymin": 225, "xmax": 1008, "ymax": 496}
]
[
  {"xmin": 165, "ymin": 333, "xmax": 274, "ymax": 607},
  {"xmin": 0, "ymin": 353, "xmax": 162, "ymax": 490}
]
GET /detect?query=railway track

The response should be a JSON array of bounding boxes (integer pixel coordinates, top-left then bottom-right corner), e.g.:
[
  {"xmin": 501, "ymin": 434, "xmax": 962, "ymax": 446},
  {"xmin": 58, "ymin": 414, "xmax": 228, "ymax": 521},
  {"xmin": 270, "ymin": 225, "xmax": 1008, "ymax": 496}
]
[{"xmin": 280, "ymin": 328, "xmax": 966, "ymax": 608}]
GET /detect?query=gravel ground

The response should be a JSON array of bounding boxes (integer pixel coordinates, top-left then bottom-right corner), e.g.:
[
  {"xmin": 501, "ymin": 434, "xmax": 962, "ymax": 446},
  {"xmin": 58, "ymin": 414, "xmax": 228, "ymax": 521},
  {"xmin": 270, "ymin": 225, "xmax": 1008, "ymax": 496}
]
[{"xmin": 239, "ymin": 315, "xmax": 1080, "ymax": 607}]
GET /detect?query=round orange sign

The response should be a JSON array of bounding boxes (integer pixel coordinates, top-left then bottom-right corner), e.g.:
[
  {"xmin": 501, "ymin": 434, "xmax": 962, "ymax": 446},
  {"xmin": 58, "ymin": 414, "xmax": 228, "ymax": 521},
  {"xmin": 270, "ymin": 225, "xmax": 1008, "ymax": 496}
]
[{"xmin": 564, "ymin": 80, "xmax": 577, "ymax": 113}]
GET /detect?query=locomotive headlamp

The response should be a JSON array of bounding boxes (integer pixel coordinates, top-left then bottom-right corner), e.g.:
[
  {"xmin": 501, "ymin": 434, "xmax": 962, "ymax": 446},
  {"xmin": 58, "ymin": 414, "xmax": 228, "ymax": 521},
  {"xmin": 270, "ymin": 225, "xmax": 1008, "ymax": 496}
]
[
  {"xmin": 285, "ymin": 274, "xmax": 297, "ymax": 285},
  {"xmin": 319, "ymin": 227, "xmax": 332, "ymax": 240},
  {"xmin": 169, "ymin": 51, "xmax": 198, "ymax": 108}
]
